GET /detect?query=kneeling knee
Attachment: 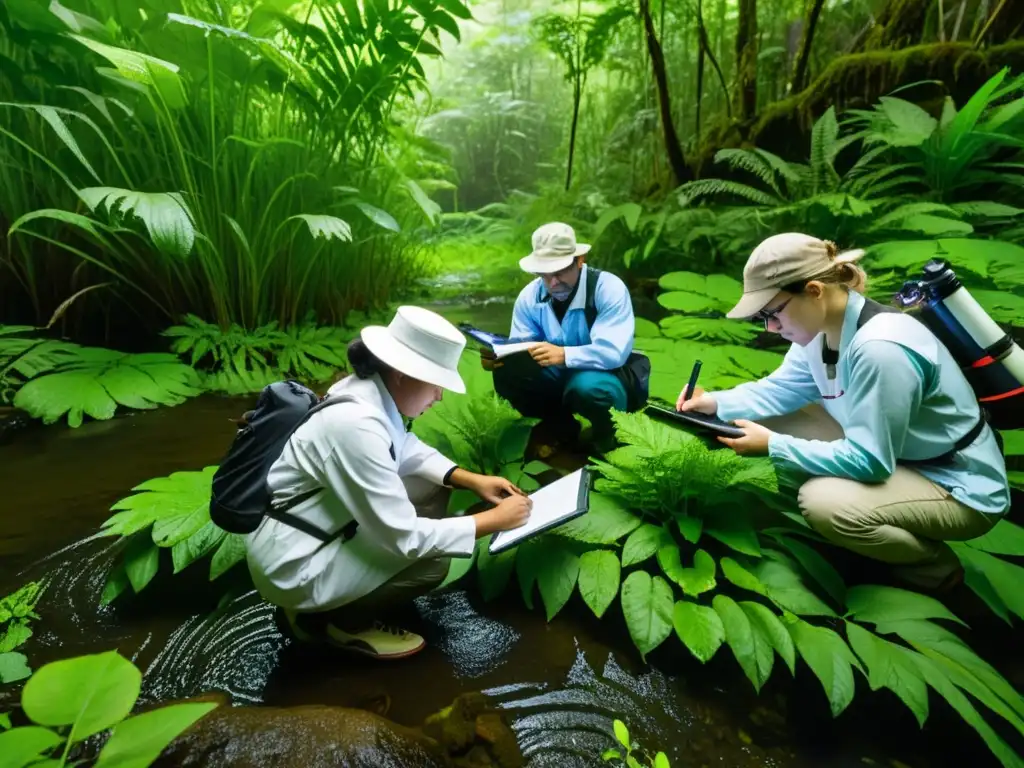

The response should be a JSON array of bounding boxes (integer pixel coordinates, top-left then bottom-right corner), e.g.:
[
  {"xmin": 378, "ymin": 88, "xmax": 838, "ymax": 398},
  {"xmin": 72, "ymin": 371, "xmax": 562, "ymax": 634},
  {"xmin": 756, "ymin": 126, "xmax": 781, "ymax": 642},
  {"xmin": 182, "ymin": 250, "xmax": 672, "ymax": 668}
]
[{"xmin": 797, "ymin": 479, "xmax": 865, "ymax": 538}]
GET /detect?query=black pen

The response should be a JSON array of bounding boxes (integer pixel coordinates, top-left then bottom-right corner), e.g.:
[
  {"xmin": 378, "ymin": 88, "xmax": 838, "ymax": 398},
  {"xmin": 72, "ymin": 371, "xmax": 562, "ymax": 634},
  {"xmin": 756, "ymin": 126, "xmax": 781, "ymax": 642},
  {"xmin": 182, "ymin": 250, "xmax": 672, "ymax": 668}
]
[{"xmin": 680, "ymin": 359, "xmax": 702, "ymax": 406}]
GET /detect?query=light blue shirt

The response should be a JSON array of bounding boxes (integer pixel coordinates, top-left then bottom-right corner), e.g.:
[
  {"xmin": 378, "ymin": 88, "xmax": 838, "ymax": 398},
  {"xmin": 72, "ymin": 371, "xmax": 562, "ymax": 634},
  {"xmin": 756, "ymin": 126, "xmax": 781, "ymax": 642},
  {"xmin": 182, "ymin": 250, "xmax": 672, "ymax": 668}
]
[
  {"xmin": 713, "ymin": 290, "xmax": 1010, "ymax": 516},
  {"xmin": 508, "ymin": 264, "xmax": 635, "ymax": 370}
]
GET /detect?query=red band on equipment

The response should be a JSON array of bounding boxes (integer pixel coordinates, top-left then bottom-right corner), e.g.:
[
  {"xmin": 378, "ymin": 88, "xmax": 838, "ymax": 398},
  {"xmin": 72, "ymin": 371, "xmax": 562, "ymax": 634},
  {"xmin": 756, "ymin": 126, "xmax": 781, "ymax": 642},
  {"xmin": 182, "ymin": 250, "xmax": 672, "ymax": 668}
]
[
  {"xmin": 980, "ymin": 385, "xmax": 1024, "ymax": 403},
  {"xmin": 972, "ymin": 356, "xmax": 997, "ymax": 368}
]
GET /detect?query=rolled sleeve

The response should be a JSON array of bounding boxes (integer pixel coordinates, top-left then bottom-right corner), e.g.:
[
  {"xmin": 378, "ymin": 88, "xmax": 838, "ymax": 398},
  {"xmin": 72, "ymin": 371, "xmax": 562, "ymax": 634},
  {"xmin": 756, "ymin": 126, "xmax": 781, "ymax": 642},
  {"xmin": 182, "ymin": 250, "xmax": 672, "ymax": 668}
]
[
  {"xmin": 563, "ymin": 274, "xmax": 634, "ymax": 370},
  {"xmin": 324, "ymin": 422, "xmax": 476, "ymax": 560},
  {"xmin": 714, "ymin": 344, "xmax": 821, "ymax": 422},
  {"xmin": 768, "ymin": 341, "xmax": 922, "ymax": 483}
]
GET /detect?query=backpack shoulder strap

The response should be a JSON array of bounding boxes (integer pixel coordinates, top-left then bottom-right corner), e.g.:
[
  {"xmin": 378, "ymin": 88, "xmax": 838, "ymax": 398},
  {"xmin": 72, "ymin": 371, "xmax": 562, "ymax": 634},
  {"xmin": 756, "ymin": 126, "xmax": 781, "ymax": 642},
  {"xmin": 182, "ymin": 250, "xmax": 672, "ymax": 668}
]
[
  {"xmin": 856, "ymin": 296, "xmax": 902, "ymax": 330},
  {"xmin": 584, "ymin": 266, "xmax": 602, "ymax": 330}
]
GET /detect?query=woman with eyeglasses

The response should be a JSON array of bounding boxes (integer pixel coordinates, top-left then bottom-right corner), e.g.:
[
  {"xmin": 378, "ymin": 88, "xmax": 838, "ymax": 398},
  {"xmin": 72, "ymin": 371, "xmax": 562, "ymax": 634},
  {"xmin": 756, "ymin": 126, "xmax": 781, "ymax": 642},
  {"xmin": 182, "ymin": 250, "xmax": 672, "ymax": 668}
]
[{"xmin": 676, "ymin": 232, "xmax": 1010, "ymax": 593}]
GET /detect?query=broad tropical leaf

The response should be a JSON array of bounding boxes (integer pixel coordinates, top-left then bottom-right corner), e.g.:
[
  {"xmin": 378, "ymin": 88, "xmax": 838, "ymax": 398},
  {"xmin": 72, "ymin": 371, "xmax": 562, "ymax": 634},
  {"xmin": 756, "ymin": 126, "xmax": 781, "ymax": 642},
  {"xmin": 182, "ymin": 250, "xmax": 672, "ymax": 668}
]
[
  {"xmin": 80, "ymin": 187, "xmax": 196, "ymax": 258},
  {"xmin": 750, "ymin": 554, "xmax": 836, "ymax": 617},
  {"xmin": 622, "ymin": 524, "xmax": 672, "ymax": 566},
  {"xmin": 657, "ymin": 547, "xmax": 716, "ymax": 596},
  {"xmin": 14, "ymin": 351, "xmax": 202, "ymax": 428},
  {"xmin": 673, "ymin": 600, "xmax": 725, "ymax": 662},
  {"xmin": 556, "ymin": 493, "xmax": 642, "ymax": 544},
  {"xmin": 845, "ymin": 585, "xmax": 967, "ymax": 627},
  {"xmin": 535, "ymin": 544, "xmax": 580, "ymax": 621},
  {"xmin": 289, "ymin": 214, "xmax": 353, "ymax": 242},
  {"xmin": 577, "ymin": 550, "xmax": 621, "ymax": 619},
  {"xmin": 845, "ymin": 622, "xmax": 929, "ymax": 727},
  {"xmin": 657, "ymin": 272, "xmax": 743, "ymax": 314},
  {"xmin": 621, "ymin": 572, "xmax": 674, "ymax": 660},
  {"xmin": 787, "ymin": 618, "xmax": 863, "ymax": 717},
  {"xmin": 713, "ymin": 594, "xmax": 769, "ymax": 692}
]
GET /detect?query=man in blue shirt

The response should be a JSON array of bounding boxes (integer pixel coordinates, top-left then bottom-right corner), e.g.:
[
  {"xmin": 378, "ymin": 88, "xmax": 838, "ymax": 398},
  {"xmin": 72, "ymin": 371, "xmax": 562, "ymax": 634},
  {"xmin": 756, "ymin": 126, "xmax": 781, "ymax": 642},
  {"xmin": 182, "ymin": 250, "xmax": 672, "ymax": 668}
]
[{"xmin": 482, "ymin": 222, "xmax": 649, "ymax": 454}]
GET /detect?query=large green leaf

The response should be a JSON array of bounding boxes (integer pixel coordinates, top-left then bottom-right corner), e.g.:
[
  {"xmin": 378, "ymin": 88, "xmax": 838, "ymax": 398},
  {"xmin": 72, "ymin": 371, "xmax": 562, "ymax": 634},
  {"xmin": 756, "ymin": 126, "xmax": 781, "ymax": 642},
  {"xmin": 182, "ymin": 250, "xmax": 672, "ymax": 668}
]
[
  {"xmin": 953, "ymin": 542, "xmax": 1024, "ymax": 621},
  {"xmin": 909, "ymin": 653, "xmax": 1024, "ymax": 768},
  {"xmin": 845, "ymin": 584, "xmax": 967, "ymax": 627},
  {"xmin": 751, "ymin": 555, "xmax": 837, "ymax": 617},
  {"xmin": 659, "ymin": 316, "xmax": 759, "ymax": 344},
  {"xmin": 555, "ymin": 492, "xmax": 642, "ymax": 544},
  {"xmin": 741, "ymin": 601, "xmax": 796, "ymax": 676},
  {"xmin": 845, "ymin": 622, "xmax": 929, "ymax": 728},
  {"xmin": 171, "ymin": 522, "xmax": 226, "ymax": 575},
  {"xmin": 209, "ymin": 534, "xmax": 248, "ymax": 581},
  {"xmin": 620, "ymin": 572, "xmax": 674, "ymax": 660},
  {"xmin": 673, "ymin": 600, "xmax": 725, "ymax": 663},
  {"xmin": 0, "ymin": 725, "xmax": 63, "ymax": 768},
  {"xmin": 80, "ymin": 187, "xmax": 196, "ymax": 257},
  {"xmin": 658, "ymin": 547, "xmax": 716, "ymax": 596},
  {"xmin": 0, "ymin": 652, "xmax": 32, "ymax": 684},
  {"xmin": 288, "ymin": 214, "xmax": 353, "ymax": 242},
  {"xmin": 14, "ymin": 351, "xmax": 202, "ymax": 428},
  {"xmin": 69, "ymin": 35, "xmax": 186, "ymax": 109},
  {"xmin": 535, "ymin": 545, "xmax": 580, "ymax": 621},
  {"xmin": 656, "ymin": 272, "xmax": 743, "ymax": 314},
  {"xmin": 123, "ymin": 536, "xmax": 160, "ymax": 594},
  {"xmin": 22, "ymin": 651, "xmax": 140, "ymax": 742},
  {"xmin": 965, "ymin": 520, "xmax": 1024, "ymax": 556},
  {"xmin": 100, "ymin": 468, "xmax": 217, "ymax": 556},
  {"xmin": 705, "ymin": 514, "xmax": 761, "ymax": 557},
  {"xmin": 577, "ymin": 549, "xmax": 621, "ymax": 618},
  {"xmin": 93, "ymin": 702, "xmax": 218, "ymax": 768},
  {"xmin": 476, "ymin": 537, "xmax": 517, "ymax": 602},
  {"xmin": 621, "ymin": 523, "xmax": 672, "ymax": 566},
  {"xmin": 713, "ymin": 595, "xmax": 769, "ymax": 692},
  {"xmin": 786, "ymin": 619, "xmax": 863, "ymax": 717},
  {"xmin": 767, "ymin": 534, "xmax": 846, "ymax": 606}
]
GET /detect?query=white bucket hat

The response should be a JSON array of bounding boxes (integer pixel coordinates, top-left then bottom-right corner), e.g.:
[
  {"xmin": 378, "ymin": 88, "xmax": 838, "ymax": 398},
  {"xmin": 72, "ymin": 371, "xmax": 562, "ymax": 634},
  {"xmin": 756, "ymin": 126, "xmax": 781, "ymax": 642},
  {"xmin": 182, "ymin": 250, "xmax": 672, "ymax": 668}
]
[
  {"xmin": 360, "ymin": 306, "xmax": 467, "ymax": 394},
  {"xmin": 518, "ymin": 222, "xmax": 591, "ymax": 274}
]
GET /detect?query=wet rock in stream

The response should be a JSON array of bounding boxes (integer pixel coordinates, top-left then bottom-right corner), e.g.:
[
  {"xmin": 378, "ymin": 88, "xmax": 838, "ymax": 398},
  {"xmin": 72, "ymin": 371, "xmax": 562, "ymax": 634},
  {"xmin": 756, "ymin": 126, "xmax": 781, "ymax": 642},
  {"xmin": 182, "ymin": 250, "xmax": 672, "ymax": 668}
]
[{"xmin": 152, "ymin": 691, "xmax": 523, "ymax": 768}]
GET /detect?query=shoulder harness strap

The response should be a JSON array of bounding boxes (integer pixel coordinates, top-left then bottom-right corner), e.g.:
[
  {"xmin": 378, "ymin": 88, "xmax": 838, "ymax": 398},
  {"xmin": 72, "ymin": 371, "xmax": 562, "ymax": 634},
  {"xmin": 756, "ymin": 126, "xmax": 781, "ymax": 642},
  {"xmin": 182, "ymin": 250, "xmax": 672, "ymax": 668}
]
[
  {"xmin": 855, "ymin": 298, "xmax": 990, "ymax": 466},
  {"xmin": 584, "ymin": 266, "xmax": 602, "ymax": 330}
]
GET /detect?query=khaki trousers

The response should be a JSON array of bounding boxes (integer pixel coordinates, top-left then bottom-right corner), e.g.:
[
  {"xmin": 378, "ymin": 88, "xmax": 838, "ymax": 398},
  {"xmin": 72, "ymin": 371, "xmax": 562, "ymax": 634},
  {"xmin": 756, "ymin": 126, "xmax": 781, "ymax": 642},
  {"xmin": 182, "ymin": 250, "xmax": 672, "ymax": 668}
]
[
  {"xmin": 760, "ymin": 405, "xmax": 995, "ymax": 589},
  {"xmin": 299, "ymin": 480, "xmax": 453, "ymax": 633}
]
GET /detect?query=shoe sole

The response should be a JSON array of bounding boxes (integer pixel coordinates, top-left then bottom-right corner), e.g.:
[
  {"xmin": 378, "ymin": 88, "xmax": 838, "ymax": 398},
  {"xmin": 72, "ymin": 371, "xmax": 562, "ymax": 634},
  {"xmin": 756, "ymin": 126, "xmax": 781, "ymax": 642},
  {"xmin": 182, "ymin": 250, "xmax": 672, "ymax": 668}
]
[{"xmin": 325, "ymin": 637, "xmax": 427, "ymax": 661}]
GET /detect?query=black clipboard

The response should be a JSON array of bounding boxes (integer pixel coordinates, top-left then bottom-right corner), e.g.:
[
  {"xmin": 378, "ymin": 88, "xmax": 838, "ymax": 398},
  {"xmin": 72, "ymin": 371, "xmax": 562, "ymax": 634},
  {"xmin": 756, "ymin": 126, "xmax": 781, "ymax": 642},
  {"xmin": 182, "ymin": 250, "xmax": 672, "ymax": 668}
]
[
  {"xmin": 489, "ymin": 468, "xmax": 591, "ymax": 555},
  {"xmin": 458, "ymin": 323, "xmax": 510, "ymax": 348},
  {"xmin": 645, "ymin": 404, "xmax": 746, "ymax": 438}
]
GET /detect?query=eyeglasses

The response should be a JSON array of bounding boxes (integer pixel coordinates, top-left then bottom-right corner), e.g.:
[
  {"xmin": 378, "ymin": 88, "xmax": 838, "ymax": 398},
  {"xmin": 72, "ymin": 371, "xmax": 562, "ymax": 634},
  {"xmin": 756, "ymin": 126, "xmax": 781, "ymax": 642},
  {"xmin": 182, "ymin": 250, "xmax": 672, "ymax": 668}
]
[{"xmin": 751, "ymin": 296, "xmax": 793, "ymax": 330}]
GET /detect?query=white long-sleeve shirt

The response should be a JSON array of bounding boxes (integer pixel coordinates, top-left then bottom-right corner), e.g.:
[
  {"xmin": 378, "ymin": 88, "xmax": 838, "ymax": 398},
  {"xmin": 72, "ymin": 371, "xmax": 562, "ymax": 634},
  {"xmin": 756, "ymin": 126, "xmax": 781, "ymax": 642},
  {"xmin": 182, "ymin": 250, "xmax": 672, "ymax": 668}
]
[{"xmin": 245, "ymin": 374, "xmax": 476, "ymax": 612}]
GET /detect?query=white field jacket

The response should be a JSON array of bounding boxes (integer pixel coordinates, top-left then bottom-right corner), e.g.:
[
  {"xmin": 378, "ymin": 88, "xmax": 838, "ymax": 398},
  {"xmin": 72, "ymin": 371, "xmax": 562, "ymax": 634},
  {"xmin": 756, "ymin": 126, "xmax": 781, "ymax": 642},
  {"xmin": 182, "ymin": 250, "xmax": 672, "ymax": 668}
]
[{"xmin": 244, "ymin": 373, "xmax": 476, "ymax": 612}]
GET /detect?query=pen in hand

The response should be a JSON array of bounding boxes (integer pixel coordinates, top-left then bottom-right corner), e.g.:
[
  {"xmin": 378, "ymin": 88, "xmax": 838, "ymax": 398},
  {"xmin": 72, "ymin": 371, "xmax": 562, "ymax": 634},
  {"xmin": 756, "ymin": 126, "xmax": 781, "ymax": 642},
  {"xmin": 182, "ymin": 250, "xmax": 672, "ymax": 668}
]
[{"xmin": 677, "ymin": 359, "xmax": 702, "ymax": 411}]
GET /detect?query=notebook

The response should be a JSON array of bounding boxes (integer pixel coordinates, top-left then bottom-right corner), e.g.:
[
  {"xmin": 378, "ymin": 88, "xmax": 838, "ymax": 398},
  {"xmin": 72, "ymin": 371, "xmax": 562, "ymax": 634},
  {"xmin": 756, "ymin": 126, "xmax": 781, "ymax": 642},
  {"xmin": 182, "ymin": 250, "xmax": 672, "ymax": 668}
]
[
  {"xmin": 489, "ymin": 468, "xmax": 591, "ymax": 554},
  {"xmin": 645, "ymin": 404, "xmax": 746, "ymax": 438},
  {"xmin": 458, "ymin": 323, "xmax": 540, "ymax": 359}
]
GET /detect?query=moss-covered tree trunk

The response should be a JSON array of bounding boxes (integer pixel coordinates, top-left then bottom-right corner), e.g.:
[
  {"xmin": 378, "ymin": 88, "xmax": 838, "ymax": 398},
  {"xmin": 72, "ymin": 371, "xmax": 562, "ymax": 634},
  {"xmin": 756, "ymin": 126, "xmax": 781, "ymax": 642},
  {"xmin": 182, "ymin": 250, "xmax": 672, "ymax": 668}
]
[
  {"xmin": 733, "ymin": 0, "xmax": 758, "ymax": 119},
  {"xmin": 639, "ymin": 0, "xmax": 691, "ymax": 185},
  {"xmin": 857, "ymin": 0, "xmax": 933, "ymax": 50}
]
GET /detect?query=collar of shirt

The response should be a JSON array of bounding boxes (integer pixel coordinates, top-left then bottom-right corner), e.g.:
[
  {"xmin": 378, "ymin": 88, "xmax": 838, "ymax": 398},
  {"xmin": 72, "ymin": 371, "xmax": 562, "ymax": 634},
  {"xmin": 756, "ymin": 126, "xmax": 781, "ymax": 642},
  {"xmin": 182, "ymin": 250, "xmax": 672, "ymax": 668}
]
[
  {"xmin": 537, "ymin": 263, "xmax": 589, "ymax": 315},
  {"xmin": 837, "ymin": 289, "xmax": 865, "ymax": 361},
  {"xmin": 329, "ymin": 373, "xmax": 407, "ymax": 442}
]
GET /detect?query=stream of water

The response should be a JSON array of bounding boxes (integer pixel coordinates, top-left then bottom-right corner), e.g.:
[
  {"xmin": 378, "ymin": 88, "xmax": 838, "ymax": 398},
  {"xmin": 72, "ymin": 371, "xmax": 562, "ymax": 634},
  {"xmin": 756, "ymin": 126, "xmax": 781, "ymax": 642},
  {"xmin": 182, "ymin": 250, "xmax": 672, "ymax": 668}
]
[{"xmin": 0, "ymin": 282, "xmax": 1018, "ymax": 768}]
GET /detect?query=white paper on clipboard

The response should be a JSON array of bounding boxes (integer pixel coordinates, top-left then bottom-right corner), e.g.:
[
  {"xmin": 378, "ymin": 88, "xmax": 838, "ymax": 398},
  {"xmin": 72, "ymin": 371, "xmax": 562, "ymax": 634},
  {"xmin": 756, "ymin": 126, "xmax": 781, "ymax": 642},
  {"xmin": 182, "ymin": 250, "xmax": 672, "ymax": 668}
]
[{"xmin": 489, "ymin": 468, "xmax": 590, "ymax": 554}]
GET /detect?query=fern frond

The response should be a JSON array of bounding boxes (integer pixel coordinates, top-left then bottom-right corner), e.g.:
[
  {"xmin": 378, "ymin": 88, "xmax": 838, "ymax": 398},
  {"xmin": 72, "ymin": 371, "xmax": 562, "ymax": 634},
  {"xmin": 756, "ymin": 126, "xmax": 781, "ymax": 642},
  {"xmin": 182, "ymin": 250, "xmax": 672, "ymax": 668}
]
[
  {"xmin": 713, "ymin": 149, "xmax": 782, "ymax": 196},
  {"xmin": 677, "ymin": 179, "xmax": 780, "ymax": 207}
]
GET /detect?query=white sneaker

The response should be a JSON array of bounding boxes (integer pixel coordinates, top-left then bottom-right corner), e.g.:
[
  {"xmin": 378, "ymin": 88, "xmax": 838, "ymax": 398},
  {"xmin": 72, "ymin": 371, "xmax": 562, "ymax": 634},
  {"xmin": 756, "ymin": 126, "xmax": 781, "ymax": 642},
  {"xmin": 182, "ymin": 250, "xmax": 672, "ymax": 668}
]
[{"xmin": 325, "ymin": 621, "xmax": 426, "ymax": 660}]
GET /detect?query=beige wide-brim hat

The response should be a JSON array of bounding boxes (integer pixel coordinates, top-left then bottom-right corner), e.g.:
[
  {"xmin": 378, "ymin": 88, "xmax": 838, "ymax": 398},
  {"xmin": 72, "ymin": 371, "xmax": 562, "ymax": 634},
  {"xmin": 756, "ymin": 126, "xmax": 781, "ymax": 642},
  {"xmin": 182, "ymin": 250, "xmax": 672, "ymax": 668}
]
[
  {"xmin": 518, "ymin": 221, "xmax": 591, "ymax": 274},
  {"xmin": 361, "ymin": 306, "xmax": 467, "ymax": 394},
  {"xmin": 726, "ymin": 232, "xmax": 864, "ymax": 319}
]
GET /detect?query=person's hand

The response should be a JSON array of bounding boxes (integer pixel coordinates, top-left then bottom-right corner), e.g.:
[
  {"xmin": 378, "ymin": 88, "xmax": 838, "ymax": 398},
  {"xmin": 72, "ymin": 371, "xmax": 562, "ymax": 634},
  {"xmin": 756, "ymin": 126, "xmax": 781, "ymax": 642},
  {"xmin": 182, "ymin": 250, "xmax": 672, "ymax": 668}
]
[
  {"xmin": 469, "ymin": 474, "xmax": 525, "ymax": 505},
  {"xmin": 474, "ymin": 494, "xmax": 532, "ymax": 535},
  {"xmin": 480, "ymin": 348, "xmax": 502, "ymax": 371},
  {"xmin": 677, "ymin": 386, "xmax": 717, "ymax": 414},
  {"xmin": 717, "ymin": 419, "xmax": 773, "ymax": 456},
  {"xmin": 529, "ymin": 343, "xmax": 565, "ymax": 367}
]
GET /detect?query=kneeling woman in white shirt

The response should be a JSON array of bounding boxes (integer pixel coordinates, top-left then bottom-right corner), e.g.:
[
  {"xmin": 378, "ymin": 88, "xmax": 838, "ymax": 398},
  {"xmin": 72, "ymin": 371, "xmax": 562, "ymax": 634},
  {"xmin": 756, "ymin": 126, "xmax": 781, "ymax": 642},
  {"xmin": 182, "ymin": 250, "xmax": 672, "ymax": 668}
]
[
  {"xmin": 246, "ymin": 306, "xmax": 532, "ymax": 660},
  {"xmin": 677, "ymin": 233, "xmax": 1009, "ymax": 592}
]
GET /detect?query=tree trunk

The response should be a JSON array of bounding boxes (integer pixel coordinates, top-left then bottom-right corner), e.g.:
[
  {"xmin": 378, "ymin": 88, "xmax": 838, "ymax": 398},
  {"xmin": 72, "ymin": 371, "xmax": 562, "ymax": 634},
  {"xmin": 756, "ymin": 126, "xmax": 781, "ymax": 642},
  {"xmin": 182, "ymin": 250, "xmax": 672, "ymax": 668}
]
[
  {"xmin": 791, "ymin": 0, "xmax": 826, "ymax": 93},
  {"xmin": 856, "ymin": 0, "xmax": 933, "ymax": 51},
  {"xmin": 733, "ymin": 0, "xmax": 758, "ymax": 119},
  {"xmin": 565, "ymin": 76, "xmax": 581, "ymax": 191},
  {"xmin": 639, "ymin": 0, "xmax": 691, "ymax": 185}
]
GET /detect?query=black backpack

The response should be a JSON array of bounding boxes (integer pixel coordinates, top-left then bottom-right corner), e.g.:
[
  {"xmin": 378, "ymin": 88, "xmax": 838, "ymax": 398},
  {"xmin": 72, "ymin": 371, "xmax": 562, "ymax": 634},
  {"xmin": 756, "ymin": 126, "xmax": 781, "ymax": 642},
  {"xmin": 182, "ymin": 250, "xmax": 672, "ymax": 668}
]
[{"xmin": 208, "ymin": 380, "xmax": 357, "ymax": 544}]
